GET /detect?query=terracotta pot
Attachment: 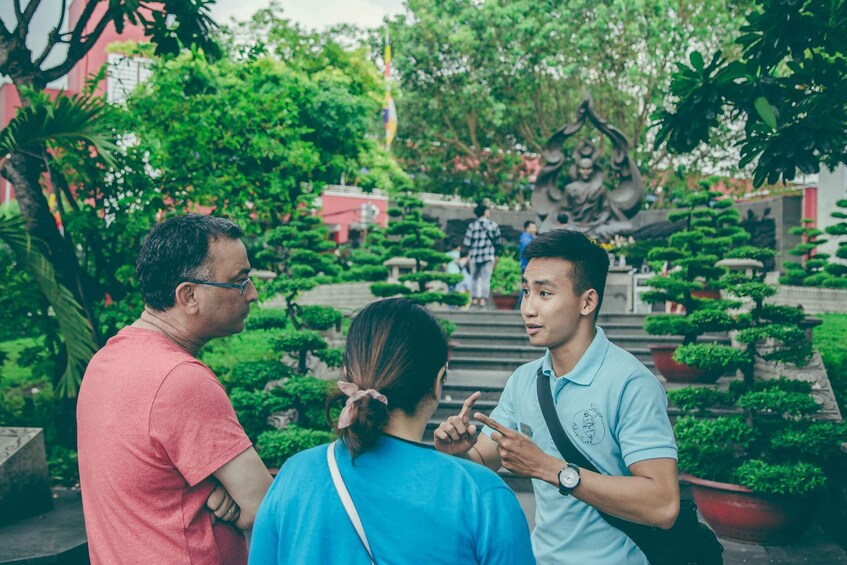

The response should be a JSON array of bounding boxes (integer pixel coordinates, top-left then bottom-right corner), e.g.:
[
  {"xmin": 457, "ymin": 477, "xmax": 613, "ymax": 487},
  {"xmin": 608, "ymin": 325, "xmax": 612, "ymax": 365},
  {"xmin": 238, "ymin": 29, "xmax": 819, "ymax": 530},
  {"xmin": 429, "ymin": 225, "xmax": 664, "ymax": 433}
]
[
  {"xmin": 648, "ymin": 344, "xmax": 720, "ymax": 383},
  {"xmin": 492, "ymin": 293, "xmax": 519, "ymax": 310},
  {"xmin": 683, "ymin": 474, "xmax": 821, "ymax": 544},
  {"xmin": 692, "ymin": 288, "xmax": 721, "ymax": 300},
  {"xmin": 667, "ymin": 289, "xmax": 720, "ymax": 314}
]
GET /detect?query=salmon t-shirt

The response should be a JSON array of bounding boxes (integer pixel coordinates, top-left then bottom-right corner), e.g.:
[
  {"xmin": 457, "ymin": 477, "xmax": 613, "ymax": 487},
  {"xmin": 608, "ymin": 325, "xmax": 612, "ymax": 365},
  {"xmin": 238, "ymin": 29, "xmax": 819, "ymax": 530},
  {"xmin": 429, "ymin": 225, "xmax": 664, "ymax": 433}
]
[{"xmin": 77, "ymin": 327, "xmax": 254, "ymax": 564}]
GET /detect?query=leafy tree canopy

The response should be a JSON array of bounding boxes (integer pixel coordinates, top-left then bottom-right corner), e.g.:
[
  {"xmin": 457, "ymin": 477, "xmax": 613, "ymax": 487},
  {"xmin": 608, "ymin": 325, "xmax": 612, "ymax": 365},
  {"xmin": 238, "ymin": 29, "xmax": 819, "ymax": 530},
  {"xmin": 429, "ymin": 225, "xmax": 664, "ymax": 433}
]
[
  {"xmin": 654, "ymin": 0, "xmax": 847, "ymax": 187},
  {"xmin": 382, "ymin": 0, "xmax": 750, "ymax": 203}
]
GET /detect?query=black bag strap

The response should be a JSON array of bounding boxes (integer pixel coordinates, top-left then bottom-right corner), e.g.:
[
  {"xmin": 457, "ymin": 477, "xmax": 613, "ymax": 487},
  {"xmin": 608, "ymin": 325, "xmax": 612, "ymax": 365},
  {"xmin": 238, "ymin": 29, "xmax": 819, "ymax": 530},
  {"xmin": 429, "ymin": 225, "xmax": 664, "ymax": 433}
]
[
  {"xmin": 535, "ymin": 367, "xmax": 657, "ymax": 534},
  {"xmin": 535, "ymin": 366, "xmax": 600, "ymax": 474}
]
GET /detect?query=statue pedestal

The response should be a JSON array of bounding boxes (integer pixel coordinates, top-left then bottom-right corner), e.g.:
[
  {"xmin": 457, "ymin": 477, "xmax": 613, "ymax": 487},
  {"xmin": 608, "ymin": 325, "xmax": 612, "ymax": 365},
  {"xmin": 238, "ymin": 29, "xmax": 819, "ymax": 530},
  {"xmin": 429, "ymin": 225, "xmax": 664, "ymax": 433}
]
[
  {"xmin": 0, "ymin": 428, "xmax": 53, "ymax": 526},
  {"xmin": 604, "ymin": 267, "xmax": 635, "ymax": 313}
]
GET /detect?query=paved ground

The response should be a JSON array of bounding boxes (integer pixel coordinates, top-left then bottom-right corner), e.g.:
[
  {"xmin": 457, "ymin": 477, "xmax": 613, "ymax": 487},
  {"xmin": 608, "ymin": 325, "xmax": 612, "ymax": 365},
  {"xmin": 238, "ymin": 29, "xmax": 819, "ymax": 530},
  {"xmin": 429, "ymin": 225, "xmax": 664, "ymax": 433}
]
[{"xmin": 514, "ymin": 492, "xmax": 847, "ymax": 564}]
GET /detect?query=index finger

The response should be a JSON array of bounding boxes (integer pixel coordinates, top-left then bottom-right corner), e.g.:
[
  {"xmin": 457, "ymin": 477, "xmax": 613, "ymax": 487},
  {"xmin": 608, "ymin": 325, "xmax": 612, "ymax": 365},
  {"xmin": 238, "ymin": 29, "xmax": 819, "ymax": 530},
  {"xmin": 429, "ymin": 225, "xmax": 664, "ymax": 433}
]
[
  {"xmin": 474, "ymin": 412, "xmax": 513, "ymax": 436},
  {"xmin": 458, "ymin": 391, "xmax": 482, "ymax": 419}
]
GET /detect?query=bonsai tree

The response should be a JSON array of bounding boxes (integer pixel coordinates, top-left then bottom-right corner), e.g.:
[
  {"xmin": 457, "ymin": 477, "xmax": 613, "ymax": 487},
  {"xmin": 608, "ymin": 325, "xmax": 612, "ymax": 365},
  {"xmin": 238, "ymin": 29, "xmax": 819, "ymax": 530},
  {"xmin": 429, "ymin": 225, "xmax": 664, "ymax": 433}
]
[
  {"xmin": 780, "ymin": 201, "xmax": 847, "ymax": 289},
  {"xmin": 780, "ymin": 218, "xmax": 831, "ymax": 286},
  {"xmin": 262, "ymin": 195, "xmax": 345, "ymax": 375},
  {"xmin": 371, "ymin": 195, "xmax": 467, "ymax": 307},
  {"xmin": 670, "ymin": 378, "xmax": 847, "ymax": 497},
  {"xmin": 824, "ymin": 199, "xmax": 847, "ymax": 287},
  {"xmin": 220, "ymin": 195, "xmax": 348, "ymax": 468},
  {"xmin": 667, "ymin": 240, "xmax": 847, "ymax": 491},
  {"xmin": 641, "ymin": 191, "xmax": 747, "ymax": 377}
]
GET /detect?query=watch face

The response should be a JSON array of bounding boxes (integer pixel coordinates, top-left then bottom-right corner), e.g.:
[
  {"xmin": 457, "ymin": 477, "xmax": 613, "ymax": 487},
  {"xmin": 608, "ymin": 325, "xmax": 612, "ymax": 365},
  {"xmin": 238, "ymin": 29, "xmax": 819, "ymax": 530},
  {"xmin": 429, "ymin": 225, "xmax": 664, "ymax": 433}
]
[{"xmin": 560, "ymin": 467, "xmax": 580, "ymax": 489}]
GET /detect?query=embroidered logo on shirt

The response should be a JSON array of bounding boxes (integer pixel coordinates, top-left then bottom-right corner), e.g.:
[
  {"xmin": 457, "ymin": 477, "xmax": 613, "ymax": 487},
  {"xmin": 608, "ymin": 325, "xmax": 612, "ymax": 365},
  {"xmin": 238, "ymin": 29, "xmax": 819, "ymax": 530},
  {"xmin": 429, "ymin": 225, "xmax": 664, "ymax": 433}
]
[{"xmin": 571, "ymin": 404, "xmax": 605, "ymax": 445}]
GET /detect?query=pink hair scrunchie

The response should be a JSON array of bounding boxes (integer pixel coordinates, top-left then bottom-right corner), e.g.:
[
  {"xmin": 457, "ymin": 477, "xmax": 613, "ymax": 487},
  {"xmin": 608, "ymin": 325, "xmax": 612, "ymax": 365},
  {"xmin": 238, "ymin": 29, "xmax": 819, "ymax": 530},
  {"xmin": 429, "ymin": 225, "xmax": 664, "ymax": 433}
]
[{"xmin": 336, "ymin": 380, "xmax": 388, "ymax": 429}]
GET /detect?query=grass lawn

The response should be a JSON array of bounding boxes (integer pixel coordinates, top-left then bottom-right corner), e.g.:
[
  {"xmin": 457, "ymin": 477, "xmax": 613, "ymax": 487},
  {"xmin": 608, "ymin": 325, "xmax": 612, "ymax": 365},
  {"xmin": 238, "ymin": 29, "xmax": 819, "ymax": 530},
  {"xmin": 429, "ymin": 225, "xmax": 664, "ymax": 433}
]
[{"xmin": 815, "ymin": 313, "xmax": 847, "ymax": 413}]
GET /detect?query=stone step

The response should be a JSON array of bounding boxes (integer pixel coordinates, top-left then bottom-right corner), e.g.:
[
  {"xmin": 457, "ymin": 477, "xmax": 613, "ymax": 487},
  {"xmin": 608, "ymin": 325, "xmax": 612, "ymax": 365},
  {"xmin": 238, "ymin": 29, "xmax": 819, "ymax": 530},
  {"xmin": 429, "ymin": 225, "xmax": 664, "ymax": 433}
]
[
  {"xmin": 448, "ymin": 353, "xmax": 657, "ymax": 373},
  {"xmin": 452, "ymin": 344, "xmax": 654, "ymax": 363},
  {"xmin": 451, "ymin": 333, "xmax": 730, "ymax": 348},
  {"xmin": 449, "ymin": 321, "xmax": 654, "ymax": 336},
  {"xmin": 438, "ymin": 310, "xmax": 648, "ymax": 325}
]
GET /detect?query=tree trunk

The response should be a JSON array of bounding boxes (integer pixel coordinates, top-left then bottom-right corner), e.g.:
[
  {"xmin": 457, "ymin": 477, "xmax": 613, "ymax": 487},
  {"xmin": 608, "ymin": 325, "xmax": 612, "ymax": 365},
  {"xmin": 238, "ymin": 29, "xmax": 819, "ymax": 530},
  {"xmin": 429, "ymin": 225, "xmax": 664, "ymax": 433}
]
[{"xmin": 1, "ymin": 150, "xmax": 100, "ymax": 343}]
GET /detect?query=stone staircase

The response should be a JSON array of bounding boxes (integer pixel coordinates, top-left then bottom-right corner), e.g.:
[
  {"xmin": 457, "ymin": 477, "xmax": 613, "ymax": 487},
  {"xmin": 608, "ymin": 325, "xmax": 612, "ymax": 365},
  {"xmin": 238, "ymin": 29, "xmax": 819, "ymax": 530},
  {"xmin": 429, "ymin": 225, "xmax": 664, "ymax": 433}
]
[
  {"xmin": 428, "ymin": 309, "xmax": 730, "ymax": 491},
  {"xmin": 263, "ymin": 282, "xmax": 376, "ymax": 313}
]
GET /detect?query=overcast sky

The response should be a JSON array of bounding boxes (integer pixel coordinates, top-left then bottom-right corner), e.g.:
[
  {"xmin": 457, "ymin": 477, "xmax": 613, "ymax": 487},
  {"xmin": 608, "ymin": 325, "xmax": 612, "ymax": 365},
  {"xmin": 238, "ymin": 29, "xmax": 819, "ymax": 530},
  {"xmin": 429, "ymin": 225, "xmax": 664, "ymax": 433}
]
[
  {"xmin": 1, "ymin": 0, "xmax": 405, "ymax": 87},
  {"xmin": 211, "ymin": 0, "xmax": 405, "ymax": 30}
]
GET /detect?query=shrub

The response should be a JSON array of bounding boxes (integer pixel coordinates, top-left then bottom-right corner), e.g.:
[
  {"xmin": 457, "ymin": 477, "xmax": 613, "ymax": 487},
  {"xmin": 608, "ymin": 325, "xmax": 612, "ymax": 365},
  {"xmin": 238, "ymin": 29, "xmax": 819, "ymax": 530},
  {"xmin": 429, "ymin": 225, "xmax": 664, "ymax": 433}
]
[
  {"xmin": 733, "ymin": 460, "xmax": 827, "ymax": 496},
  {"xmin": 227, "ymin": 360, "xmax": 290, "ymax": 391},
  {"xmin": 491, "ymin": 256, "xmax": 522, "ymax": 295},
  {"xmin": 257, "ymin": 427, "xmax": 334, "ymax": 468},
  {"xmin": 370, "ymin": 195, "xmax": 466, "ymax": 307}
]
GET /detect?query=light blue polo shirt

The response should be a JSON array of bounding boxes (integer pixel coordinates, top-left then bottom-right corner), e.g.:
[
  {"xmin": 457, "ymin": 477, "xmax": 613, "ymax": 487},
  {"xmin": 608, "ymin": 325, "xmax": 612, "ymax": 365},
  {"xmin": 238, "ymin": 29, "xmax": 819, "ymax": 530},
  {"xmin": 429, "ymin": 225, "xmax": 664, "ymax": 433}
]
[{"xmin": 482, "ymin": 326, "xmax": 677, "ymax": 565}]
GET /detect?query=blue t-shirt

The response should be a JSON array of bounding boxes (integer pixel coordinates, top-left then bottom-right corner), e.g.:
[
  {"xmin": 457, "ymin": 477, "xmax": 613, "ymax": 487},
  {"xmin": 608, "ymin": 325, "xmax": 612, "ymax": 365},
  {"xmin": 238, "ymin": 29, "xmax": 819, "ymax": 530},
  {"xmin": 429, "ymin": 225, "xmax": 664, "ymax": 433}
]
[
  {"xmin": 519, "ymin": 232, "xmax": 534, "ymax": 270},
  {"xmin": 249, "ymin": 435, "xmax": 535, "ymax": 564},
  {"xmin": 482, "ymin": 327, "xmax": 677, "ymax": 565}
]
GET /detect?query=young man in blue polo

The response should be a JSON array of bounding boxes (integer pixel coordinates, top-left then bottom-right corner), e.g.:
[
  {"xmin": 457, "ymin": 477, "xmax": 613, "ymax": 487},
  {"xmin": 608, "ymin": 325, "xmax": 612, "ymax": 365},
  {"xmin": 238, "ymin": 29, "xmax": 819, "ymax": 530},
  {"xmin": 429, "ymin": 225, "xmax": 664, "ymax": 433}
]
[{"xmin": 434, "ymin": 229, "xmax": 679, "ymax": 564}]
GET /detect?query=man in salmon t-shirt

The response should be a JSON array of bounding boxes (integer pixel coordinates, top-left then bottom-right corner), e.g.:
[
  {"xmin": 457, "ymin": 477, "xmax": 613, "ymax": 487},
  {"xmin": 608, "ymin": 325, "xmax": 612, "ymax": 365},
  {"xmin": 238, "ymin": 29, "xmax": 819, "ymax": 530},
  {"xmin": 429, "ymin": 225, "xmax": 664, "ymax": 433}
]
[{"xmin": 77, "ymin": 214, "xmax": 273, "ymax": 564}]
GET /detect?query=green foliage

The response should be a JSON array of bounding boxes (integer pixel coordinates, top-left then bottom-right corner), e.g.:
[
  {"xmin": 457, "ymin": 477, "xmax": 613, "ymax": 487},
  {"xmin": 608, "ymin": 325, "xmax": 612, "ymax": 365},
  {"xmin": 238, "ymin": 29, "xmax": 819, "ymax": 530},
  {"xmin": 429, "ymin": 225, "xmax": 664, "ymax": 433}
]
[
  {"xmin": 300, "ymin": 306, "xmax": 343, "ymax": 332},
  {"xmin": 257, "ymin": 427, "xmax": 334, "ymax": 469},
  {"xmin": 439, "ymin": 319, "xmax": 457, "ymax": 338},
  {"xmin": 244, "ymin": 308, "xmax": 290, "ymax": 331},
  {"xmin": 737, "ymin": 390, "xmax": 820, "ymax": 417},
  {"xmin": 673, "ymin": 343, "xmax": 747, "ymax": 374},
  {"xmin": 674, "ymin": 416, "xmax": 756, "ymax": 483},
  {"xmin": 47, "ymin": 446, "xmax": 80, "ymax": 488},
  {"xmin": 733, "ymin": 460, "xmax": 826, "ymax": 497},
  {"xmin": 654, "ymin": 0, "xmax": 847, "ymax": 187},
  {"xmin": 667, "ymin": 387, "xmax": 734, "ymax": 413},
  {"xmin": 815, "ymin": 314, "xmax": 847, "ymax": 414},
  {"xmin": 0, "ymin": 214, "xmax": 97, "ymax": 398},
  {"xmin": 643, "ymin": 190, "xmax": 747, "ymax": 344},
  {"xmin": 770, "ymin": 422, "xmax": 847, "ymax": 463},
  {"xmin": 370, "ymin": 282, "xmax": 412, "ymax": 297},
  {"xmin": 226, "ymin": 360, "xmax": 290, "ymax": 392},
  {"xmin": 371, "ymin": 196, "xmax": 468, "ymax": 307},
  {"xmin": 491, "ymin": 257, "xmax": 522, "ymax": 295}
]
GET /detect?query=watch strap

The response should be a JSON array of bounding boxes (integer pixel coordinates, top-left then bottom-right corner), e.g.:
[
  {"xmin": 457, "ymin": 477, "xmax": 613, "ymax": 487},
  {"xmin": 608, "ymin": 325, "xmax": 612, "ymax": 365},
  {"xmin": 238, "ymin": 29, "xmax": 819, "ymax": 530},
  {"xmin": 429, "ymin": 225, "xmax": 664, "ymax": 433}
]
[{"xmin": 558, "ymin": 463, "xmax": 581, "ymax": 496}]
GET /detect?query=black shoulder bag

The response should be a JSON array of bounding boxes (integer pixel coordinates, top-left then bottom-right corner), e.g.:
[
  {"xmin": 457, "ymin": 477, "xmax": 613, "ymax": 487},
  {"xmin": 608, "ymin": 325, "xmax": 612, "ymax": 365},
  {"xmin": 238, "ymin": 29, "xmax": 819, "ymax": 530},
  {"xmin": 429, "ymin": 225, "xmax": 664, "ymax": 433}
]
[{"xmin": 535, "ymin": 368, "xmax": 723, "ymax": 565}]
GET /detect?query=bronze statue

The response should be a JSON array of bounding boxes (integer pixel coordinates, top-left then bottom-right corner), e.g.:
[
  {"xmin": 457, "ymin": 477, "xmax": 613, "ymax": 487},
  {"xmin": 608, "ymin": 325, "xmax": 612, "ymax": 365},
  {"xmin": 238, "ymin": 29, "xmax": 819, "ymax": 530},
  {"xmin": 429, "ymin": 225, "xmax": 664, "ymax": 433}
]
[{"xmin": 532, "ymin": 94, "xmax": 644, "ymax": 241}]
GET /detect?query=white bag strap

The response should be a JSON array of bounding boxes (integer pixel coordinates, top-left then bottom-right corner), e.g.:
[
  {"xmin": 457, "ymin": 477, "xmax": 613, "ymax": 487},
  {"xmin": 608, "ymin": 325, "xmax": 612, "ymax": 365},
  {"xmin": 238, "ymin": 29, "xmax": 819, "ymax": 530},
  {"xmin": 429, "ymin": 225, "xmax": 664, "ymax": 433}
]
[{"xmin": 327, "ymin": 441, "xmax": 376, "ymax": 564}]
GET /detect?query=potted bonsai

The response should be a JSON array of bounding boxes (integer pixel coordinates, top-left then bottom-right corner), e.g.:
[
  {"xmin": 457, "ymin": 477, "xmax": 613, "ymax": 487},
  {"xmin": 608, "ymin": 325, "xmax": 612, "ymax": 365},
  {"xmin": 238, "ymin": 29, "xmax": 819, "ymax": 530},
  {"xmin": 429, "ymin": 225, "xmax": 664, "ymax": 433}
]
[
  {"xmin": 490, "ymin": 256, "xmax": 522, "ymax": 310},
  {"xmin": 667, "ymin": 245, "xmax": 847, "ymax": 543},
  {"xmin": 642, "ymin": 190, "xmax": 748, "ymax": 382}
]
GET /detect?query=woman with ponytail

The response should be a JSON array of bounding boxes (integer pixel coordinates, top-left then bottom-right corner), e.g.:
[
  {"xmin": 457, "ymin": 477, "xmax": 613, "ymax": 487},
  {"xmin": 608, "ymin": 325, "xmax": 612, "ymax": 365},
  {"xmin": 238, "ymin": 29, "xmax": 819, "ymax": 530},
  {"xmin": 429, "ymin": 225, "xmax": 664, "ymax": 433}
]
[{"xmin": 249, "ymin": 298, "xmax": 534, "ymax": 564}]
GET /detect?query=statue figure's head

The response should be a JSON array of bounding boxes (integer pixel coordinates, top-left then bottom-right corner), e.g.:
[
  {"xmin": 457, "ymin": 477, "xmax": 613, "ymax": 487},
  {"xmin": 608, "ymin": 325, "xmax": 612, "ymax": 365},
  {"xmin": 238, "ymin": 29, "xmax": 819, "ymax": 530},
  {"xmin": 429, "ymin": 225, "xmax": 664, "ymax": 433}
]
[{"xmin": 577, "ymin": 157, "xmax": 594, "ymax": 181}]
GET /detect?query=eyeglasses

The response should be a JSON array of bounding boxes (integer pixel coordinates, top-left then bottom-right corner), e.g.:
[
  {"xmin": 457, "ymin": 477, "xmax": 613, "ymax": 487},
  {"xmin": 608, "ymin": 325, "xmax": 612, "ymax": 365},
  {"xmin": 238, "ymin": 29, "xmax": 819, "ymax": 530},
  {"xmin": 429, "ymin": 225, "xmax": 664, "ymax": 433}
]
[{"xmin": 183, "ymin": 277, "xmax": 253, "ymax": 295}]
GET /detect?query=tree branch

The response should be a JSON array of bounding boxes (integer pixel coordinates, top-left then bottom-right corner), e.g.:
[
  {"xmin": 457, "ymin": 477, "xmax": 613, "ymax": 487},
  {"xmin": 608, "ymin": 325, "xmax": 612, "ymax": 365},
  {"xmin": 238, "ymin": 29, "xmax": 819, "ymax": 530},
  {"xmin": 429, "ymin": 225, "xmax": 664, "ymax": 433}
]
[
  {"xmin": 41, "ymin": 4, "xmax": 120, "ymax": 84},
  {"xmin": 22, "ymin": 0, "xmax": 42, "ymax": 26},
  {"xmin": 34, "ymin": 0, "xmax": 68, "ymax": 68}
]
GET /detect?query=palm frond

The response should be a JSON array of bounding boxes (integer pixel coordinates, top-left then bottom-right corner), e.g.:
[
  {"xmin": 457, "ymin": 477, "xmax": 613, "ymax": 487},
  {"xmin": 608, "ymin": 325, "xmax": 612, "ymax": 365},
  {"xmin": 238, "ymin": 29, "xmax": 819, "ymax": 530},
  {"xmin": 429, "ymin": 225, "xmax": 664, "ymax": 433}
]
[
  {"xmin": 0, "ymin": 92, "xmax": 117, "ymax": 168},
  {"xmin": 0, "ymin": 213, "xmax": 98, "ymax": 397}
]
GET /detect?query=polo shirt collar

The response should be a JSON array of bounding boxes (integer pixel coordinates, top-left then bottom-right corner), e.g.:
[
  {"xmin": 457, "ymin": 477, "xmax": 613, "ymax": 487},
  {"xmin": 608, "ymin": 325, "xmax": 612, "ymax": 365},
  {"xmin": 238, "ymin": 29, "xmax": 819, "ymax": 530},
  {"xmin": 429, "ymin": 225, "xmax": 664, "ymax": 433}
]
[{"xmin": 540, "ymin": 326, "xmax": 609, "ymax": 386}]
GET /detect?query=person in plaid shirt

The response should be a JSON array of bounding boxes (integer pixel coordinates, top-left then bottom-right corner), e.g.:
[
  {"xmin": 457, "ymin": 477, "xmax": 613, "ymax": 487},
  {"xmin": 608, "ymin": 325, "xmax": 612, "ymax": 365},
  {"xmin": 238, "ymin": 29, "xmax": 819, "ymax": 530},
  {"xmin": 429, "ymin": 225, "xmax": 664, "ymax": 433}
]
[{"xmin": 463, "ymin": 203, "xmax": 502, "ymax": 308}]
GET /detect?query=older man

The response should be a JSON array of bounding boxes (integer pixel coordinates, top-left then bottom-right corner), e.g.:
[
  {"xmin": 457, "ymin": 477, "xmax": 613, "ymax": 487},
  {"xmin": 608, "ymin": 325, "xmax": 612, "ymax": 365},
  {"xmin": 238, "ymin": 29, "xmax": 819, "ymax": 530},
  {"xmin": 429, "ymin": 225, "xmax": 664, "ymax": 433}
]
[{"xmin": 77, "ymin": 214, "xmax": 272, "ymax": 564}]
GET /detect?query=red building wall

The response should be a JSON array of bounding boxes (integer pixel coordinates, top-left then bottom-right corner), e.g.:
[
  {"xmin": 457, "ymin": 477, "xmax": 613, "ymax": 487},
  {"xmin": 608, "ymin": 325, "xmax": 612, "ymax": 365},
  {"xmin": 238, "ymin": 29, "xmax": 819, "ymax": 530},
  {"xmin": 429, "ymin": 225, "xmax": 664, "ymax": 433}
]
[{"xmin": 319, "ymin": 188, "xmax": 389, "ymax": 244}]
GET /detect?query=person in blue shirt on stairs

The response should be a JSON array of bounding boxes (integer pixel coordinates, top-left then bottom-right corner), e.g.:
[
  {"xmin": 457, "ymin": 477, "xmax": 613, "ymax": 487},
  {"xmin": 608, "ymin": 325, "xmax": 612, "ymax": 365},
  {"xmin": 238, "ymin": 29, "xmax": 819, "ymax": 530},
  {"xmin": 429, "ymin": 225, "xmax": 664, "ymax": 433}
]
[
  {"xmin": 249, "ymin": 297, "xmax": 534, "ymax": 564},
  {"xmin": 434, "ymin": 229, "xmax": 680, "ymax": 564}
]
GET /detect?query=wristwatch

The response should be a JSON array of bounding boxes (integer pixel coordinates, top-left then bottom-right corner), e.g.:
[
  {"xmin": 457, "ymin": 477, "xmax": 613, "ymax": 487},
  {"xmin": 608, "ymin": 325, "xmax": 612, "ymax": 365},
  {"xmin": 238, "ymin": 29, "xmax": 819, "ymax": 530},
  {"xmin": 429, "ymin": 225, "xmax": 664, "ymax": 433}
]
[{"xmin": 557, "ymin": 463, "xmax": 581, "ymax": 496}]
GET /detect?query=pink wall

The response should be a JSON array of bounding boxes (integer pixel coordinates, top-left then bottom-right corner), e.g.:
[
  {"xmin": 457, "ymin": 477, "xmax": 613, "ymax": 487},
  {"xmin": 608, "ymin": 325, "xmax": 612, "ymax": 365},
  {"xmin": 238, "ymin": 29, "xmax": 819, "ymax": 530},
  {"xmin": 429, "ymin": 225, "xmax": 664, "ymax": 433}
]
[
  {"xmin": 319, "ymin": 190, "xmax": 389, "ymax": 244},
  {"xmin": 803, "ymin": 186, "xmax": 818, "ymax": 227},
  {"xmin": 67, "ymin": 0, "xmax": 150, "ymax": 95}
]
